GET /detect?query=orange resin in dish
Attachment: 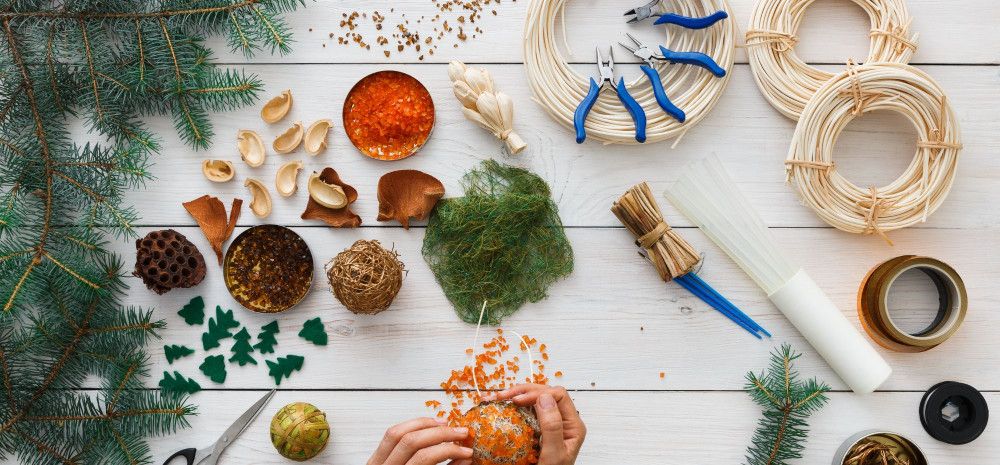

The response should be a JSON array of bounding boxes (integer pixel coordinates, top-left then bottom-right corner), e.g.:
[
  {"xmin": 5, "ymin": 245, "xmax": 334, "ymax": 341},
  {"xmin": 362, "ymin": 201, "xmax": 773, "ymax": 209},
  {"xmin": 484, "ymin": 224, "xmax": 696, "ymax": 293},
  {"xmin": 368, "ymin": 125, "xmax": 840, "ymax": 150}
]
[{"xmin": 343, "ymin": 71, "xmax": 434, "ymax": 160}]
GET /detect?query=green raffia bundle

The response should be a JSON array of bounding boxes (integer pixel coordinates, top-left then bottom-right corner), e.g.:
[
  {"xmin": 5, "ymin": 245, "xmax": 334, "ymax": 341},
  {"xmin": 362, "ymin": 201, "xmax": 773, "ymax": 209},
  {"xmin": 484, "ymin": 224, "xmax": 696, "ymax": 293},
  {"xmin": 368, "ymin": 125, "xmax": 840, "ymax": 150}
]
[{"xmin": 422, "ymin": 160, "xmax": 573, "ymax": 325}]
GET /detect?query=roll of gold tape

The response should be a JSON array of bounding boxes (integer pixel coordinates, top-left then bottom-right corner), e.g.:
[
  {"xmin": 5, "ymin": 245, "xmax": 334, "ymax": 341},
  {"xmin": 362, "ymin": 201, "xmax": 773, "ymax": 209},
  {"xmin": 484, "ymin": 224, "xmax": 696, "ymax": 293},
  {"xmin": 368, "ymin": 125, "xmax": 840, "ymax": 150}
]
[{"xmin": 857, "ymin": 255, "xmax": 966, "ymax": 352}]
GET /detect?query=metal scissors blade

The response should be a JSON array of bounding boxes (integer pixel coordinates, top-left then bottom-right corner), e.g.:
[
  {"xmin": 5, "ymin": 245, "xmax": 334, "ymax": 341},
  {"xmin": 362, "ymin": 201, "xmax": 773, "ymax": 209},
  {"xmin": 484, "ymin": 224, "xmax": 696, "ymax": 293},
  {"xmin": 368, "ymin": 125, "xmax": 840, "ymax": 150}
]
[{"xmin": 205, "ymin": 389, "xmax": 276, "ymax": 465}]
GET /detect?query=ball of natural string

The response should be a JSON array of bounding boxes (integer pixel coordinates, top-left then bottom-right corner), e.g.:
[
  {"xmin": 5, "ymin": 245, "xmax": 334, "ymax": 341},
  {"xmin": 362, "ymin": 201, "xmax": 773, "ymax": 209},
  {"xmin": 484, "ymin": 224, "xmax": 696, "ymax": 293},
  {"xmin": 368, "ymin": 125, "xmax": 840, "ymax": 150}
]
[
  {"xmin": 524, "ymin": 0, "xmax": 735, "ymax": 145},
  {"xmin": 745, "ymin": 0, "xmax": 918, "ymax": 119},
  {"xmin": 326, "ymin": 240, "xmax": 405, "ymax": 315},
  {"xmin": 270, "ymin": 402, "xmax": 330, "ymax": 461},
  {"xmin": 786, "ymin": 62, "xmax": 961, "ymax": 243}
]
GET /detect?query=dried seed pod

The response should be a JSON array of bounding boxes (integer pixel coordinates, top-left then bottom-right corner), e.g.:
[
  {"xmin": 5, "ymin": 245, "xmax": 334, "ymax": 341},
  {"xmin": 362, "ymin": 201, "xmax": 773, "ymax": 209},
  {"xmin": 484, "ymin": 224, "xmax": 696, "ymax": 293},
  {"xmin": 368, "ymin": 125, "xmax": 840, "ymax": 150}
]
[
  {"xmin": 261, "ymin": 89, "xmax": 293, "ymax": 124},
  {"xmin": 304, "ymin": 119, "xmax": 333, "ymax": 156},
  {"xmin": 376, "ymin": 169, "xmax": 445, "ymax": 229},
  {"xmin": 307, "ymin": 171, "xmax": 348, "ymax": 209},
  {"xmin": 273, "ymin": 121, "xmax": 304, "ymax": 154},
  {"xmin": 244, "ymin": 177, "xmax": 272, "ymax": 218},
  {"xmin": 238, "ymin": 130, "xmax": 266, "ymax": 168},
  {"xmin": 301, "ymin": 167, "xmax": 361, "ymax": 228},
  {"xmin": 202, "ymin": 159, "xmax": 235, "ymax": 182},
  {"xmin": 276, "ymin": 160, "xmax": 304, "ymax": 197},
  {"xmin": 133, "ymin": 229, "xmax": 207, "ymax": 295}
]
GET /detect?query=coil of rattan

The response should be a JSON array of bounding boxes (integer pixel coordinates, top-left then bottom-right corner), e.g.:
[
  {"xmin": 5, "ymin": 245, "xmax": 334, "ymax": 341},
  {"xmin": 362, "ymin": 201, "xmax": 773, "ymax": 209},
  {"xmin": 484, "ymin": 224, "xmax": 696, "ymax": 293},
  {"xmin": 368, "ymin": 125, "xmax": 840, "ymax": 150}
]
[
  {"xmin": 857, "ymin": 255, "xmax": 966, "ymax": 353},
  {"xmin": 524, "ymin": 0, "xmax": 735, "ymax": 145},
  {"xmin": 785, "ymin": 62, "xmax": 961, "ymax": 242},
  {"xmin": 745, "ymin": 0, "xmax": 918, "ymax": 120}
]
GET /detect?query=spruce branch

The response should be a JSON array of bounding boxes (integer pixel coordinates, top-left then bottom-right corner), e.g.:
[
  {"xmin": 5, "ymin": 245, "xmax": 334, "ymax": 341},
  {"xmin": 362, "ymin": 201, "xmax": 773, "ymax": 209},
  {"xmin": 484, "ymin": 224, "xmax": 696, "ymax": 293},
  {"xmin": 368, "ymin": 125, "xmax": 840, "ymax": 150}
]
[
  {"xmin": 743, "ymin": 344, "xmax": 830, "ymax": 465},
  {"xmin": 0, "ymin": 1, "xmax": 302, "ymax": 463}
]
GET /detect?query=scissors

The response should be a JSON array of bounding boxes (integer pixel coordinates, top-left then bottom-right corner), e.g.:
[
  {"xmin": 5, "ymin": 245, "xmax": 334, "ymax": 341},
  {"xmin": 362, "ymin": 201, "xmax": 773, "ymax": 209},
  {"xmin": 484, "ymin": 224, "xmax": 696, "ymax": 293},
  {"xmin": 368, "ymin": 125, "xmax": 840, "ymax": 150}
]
[{"xmin": 163, "ymin": 389, "xmax": 276, "ymax": 465}]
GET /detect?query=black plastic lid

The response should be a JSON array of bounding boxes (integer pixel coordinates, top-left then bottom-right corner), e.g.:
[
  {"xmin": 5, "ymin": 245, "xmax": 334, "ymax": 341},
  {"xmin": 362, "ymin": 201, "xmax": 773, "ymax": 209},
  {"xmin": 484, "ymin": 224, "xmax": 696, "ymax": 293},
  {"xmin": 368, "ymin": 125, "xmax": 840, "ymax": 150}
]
[{"xmin": 919, "ymin": 381, "xmax": 989, "ymax": 445}]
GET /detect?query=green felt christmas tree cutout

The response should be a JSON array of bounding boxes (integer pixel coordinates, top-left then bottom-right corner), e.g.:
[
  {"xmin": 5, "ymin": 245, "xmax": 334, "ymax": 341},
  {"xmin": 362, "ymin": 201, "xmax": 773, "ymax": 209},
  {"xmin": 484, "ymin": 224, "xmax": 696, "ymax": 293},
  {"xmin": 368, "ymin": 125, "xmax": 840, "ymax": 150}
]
[
  {"xmin": 202, "ymin": 306, "xmax": 241, "ymax": 350},
  {"xmin": 199, "ymin": 355, "xmax": 228, "ymax": 384},
  {"xmin": 159, "ymin": 371, "xmax": 202, "ymax": 395},
  {"xmin": 164, "ymin": 345, "xmax": 195, "ymax": 364},
  {"xmin": 298, "ymin": 318, "xmax": 328, "ymax": 346},
  {"xmin": 266, "ymin": 355, "xmax": 305, "ymax": 386},
  {"xmin": 178, "ymin": 296, "xmax": 206, "ymax": 325},
  {"xmin": 254, "ymin": 321, "xmax": 280, "ymax": 354},
  {"xmin": 229, "ymin": 328, "xmax": 257, "ymax": 366}
]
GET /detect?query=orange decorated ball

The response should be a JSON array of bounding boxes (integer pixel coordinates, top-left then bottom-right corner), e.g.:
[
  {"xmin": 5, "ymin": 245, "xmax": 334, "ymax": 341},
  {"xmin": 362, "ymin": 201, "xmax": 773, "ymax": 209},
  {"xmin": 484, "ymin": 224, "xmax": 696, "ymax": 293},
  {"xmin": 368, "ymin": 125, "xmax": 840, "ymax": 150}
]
[{"xmin": 458, "ymin": 401, "xmax": 540, "ymax": 465}]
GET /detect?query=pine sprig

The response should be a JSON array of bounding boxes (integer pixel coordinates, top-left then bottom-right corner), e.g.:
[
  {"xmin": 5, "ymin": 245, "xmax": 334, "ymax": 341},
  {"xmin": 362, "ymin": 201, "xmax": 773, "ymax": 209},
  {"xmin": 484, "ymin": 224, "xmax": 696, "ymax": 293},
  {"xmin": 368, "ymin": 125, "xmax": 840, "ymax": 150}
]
[
  {"xmin": 743, "ymin": 344, "xmax": 830, "ymax": 465},
  {"xmin": 0, "ymin": 1, "xmax": 301, "ymax": 463}
]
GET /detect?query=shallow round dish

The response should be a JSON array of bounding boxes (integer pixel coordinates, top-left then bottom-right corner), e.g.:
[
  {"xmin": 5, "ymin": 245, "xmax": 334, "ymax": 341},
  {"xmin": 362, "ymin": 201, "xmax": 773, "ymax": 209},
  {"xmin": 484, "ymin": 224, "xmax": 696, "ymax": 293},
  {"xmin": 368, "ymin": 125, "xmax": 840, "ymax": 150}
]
[
  {"xmin": 223, "ymin": 225, "xmax": 313, "ymax": 313},
  {"xmin": 343, "ymin": 70, "xmax": 435, "ymax": 161}
]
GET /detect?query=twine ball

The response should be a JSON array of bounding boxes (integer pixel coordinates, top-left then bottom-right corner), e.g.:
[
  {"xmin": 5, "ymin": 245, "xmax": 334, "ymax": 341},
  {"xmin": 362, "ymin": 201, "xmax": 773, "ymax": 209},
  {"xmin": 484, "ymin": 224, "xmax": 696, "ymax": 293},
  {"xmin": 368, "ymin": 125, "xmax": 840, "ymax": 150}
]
[
  {"xmin": 458, "ymin": 402, "xmax": 540, "ymax": 465},
  {"xmin": 270, "ymin": 402, "xmax": 330, "ymax": 461},
  {"xmin": 325, "ymin": 240, "xmax": 404, "ymax": 315}
]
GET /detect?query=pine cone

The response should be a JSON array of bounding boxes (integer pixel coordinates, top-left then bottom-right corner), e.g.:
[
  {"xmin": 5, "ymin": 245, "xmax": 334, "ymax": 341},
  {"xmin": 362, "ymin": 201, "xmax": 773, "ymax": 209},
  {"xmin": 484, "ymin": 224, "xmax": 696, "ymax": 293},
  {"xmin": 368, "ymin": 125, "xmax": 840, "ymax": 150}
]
[{"xmin": 133, "ymin": 229, "xmax": 206, "ymax": 294}]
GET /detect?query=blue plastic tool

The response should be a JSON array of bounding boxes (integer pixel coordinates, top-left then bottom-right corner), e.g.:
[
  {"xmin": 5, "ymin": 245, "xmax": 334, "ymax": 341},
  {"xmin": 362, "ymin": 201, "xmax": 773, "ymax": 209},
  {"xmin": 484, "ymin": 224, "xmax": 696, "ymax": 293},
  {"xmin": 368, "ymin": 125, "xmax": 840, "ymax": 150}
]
[
  {"xmin": 675, "ymin": 272, "xmax": 771, "ymax": 339},
  {"xmin": 618, "ymin": 33, "xmax": 726, "ymax": 123},
  {"xmin": 574, "ymin": 47, "xmax": 646, "ymax": 144},
  {"xmin": 653, "ymin": 11, "xmax": 729, "ymax": 28},
  {"xmin": 624, "ymin": 0, "xmax": 729, "ymax": 28}
]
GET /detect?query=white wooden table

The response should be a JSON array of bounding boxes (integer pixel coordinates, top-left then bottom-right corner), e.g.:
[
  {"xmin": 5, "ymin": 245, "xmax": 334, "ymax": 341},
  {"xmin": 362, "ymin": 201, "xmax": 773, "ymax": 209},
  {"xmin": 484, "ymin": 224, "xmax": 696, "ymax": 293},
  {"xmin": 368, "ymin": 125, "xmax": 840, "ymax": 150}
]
[{"xmin": 123, "ymin": 1, "xmax": 999, "ymax": 463}]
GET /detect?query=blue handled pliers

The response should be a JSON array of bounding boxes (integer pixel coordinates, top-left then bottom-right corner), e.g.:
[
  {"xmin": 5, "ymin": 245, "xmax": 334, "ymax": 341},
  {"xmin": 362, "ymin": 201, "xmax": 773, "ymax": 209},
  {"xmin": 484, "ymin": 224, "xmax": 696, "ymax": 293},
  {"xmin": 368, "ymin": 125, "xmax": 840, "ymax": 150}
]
[
  {"xmin": 618, "ymin": 33, "xmax": 726, "ymax": 123},
  {"xmin": 624, "ymin": 0, "xmax": 729, "ymax": 27},
  {"xmin": 574, "ymin": 47, "xmax": 646, "ymax": 144}
]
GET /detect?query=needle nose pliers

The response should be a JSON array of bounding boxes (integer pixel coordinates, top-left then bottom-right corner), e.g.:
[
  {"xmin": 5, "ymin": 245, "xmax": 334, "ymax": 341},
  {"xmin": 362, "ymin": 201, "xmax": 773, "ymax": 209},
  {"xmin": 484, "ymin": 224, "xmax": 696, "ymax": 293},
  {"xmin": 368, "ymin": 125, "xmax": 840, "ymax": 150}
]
[
  {"xmin": 618, "ymin": 33, "xmax": 726, "ymax": 123},
  {"xmin": 574, "ymin": 47, "xmax": 646, "ymax": 144},
  {"xmin": 624, "ymin": 0, "xmax": 729, "ymax": 27}
]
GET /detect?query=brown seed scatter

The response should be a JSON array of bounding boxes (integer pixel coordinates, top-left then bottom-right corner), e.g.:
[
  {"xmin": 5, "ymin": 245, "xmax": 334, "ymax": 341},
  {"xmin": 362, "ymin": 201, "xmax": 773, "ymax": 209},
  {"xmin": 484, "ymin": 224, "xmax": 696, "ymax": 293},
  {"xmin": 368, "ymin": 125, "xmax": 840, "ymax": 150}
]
[{"xmin": 326, "ymin": 0, "xmax": 513, "ymax": 57}]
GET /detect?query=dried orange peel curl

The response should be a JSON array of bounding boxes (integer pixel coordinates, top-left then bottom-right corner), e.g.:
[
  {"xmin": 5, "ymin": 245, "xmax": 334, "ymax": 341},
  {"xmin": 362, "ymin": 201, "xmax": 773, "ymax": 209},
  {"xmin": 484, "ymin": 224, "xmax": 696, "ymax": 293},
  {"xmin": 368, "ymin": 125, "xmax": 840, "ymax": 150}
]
[
  {"xmin": 377, "ymin": 169, "xmax": 445, "ymax": 229},
  {"xmin": 182, "ymin": 195, "xmax": 242, "ymax": 264},
  {"xmin": 301, "ymin": 167, "xmax": 361, "ymax": 228}
]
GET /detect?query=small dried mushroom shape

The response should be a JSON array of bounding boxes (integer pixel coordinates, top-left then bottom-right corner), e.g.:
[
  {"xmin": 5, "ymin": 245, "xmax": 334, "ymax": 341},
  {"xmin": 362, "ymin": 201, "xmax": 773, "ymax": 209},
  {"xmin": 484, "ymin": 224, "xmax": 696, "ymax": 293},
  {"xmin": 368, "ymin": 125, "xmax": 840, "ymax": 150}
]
[
  {"xmin": 304, "ymin": 119, "xmax": 333, "ymax": 156},
  {"xmin": 301, "ymin": 167, "xmax": 361, "ymax": 228},
  {"xmin": 273, "ymin": 121, "xmax": 305, "ymax": 154},
  {"xmin": 238, "ymin": 130, "xmax": 266, "ymax": 168},
  {"xmin": 133, "ymin": 229, "xmax": 206, "ymax": 295},
  {"xmin": 244, "ymin": 178, "xmax": 273, "ymax": 218},
  {"xmin": 261, "ymin": 89, "xmax": 293, "ymax": 123},
  {"xmin": 307, "ymin": 171, "xmax": 348, "ymax": 209},
  {"xmin": 377, "ymin": 169, "xmax": 445, "ymax": 229},
  {"xmin": 202, "ymin": 159, "xmax": 235, "ymax": 182},
  {"xmin": 276, "ymin": 160, "xmax": 304, "ymax": 197}
]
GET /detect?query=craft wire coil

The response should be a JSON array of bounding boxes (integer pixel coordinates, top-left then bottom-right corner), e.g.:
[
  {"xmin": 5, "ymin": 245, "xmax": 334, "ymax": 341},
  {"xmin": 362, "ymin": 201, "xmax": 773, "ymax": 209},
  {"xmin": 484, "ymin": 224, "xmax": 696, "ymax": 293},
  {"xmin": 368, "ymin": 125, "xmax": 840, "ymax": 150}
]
[
  {"xmin": 857, "ymin": 255, "xmax": 966, "ymax": 353},
  {"xmin": 524, "ymin": 0, "xmax": 735, "ymax": 145},
  {"xmin": 746, "ymin": 0, "xmax": 918, "ymax": 119},
  {"xmin": 665, "ymin": 155, "xmax": 891, "ymax": 393},
  {"xmin": 786, "ymin": 62, "xmax": 961, "ymax": 242}
]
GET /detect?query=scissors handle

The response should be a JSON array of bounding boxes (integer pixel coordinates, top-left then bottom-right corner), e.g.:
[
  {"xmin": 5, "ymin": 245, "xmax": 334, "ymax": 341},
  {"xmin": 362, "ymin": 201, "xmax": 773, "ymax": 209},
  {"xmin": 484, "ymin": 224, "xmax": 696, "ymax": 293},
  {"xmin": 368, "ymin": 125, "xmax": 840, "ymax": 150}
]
[
  {"xmin": 614, "ymin": 78, "xmax": 646, "ymax": 143},
  {"xmin": 163, "ymin": 447, "xmax": 197, "ymax": 465},
  {"xmin": 658, "ymin": 46, "xmax": 726, "ymax": 77},
  {"xmin": 574, "ymin": 77, "xmax": 601, "ymax": 143},
  {"xmin": 653, "ymin": 10, "xmax": 728, "ymax": 28},
  {"xmin": 640, "ymin": 65, "xmax": 685, "ymax": 122}
]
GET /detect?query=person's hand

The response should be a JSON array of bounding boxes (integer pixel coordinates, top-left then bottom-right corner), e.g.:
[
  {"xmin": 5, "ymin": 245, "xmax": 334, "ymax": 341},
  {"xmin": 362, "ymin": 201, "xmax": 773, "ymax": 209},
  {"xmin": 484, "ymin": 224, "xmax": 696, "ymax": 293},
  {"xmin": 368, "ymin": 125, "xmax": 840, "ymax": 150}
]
[
  {"xmin": 491, "ymin": 384, "xmax": 587, "ymax": 465},
  {"xmin": 367, "ymin": 417, "xmax": 474, "ymax": 465}
]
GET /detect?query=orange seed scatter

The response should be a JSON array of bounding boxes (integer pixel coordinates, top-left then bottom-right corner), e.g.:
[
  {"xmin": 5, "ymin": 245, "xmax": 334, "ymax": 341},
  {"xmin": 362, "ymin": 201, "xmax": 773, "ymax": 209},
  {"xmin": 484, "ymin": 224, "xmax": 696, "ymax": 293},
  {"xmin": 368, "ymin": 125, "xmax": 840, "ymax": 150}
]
[{"xmin": 343, "ymin": 71, "xmax": 434, "ymax": 160}]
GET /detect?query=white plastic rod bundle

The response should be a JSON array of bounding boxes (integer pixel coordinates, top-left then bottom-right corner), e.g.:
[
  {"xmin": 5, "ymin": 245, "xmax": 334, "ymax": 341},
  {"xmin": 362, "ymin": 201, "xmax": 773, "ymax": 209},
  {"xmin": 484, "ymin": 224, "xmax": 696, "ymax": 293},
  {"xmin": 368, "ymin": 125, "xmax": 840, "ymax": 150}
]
[
  {"xmin": 664, "ymin": 155, "xmax": 891, "ymax": 393},
  {"xmin": 449, "ymin": 61, "xmax": 527, "ymax": 154}
]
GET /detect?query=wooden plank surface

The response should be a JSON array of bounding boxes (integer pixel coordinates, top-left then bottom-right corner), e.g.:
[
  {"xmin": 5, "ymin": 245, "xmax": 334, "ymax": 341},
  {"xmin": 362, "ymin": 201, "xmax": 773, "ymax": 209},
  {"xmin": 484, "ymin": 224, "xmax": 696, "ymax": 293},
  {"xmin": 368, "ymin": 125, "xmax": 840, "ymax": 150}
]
[{"xmin": 21, "ymin": 0, "xmax": 1000, "ymax": 464}]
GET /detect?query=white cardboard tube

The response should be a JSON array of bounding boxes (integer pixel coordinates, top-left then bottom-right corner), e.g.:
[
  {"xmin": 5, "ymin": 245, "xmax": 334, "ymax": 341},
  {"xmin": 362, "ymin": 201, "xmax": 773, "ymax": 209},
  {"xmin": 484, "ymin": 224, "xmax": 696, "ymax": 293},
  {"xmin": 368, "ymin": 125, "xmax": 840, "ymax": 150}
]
[{"xmin": 768, "ymin": 269, "xmax": 892, "ymax": 394}]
